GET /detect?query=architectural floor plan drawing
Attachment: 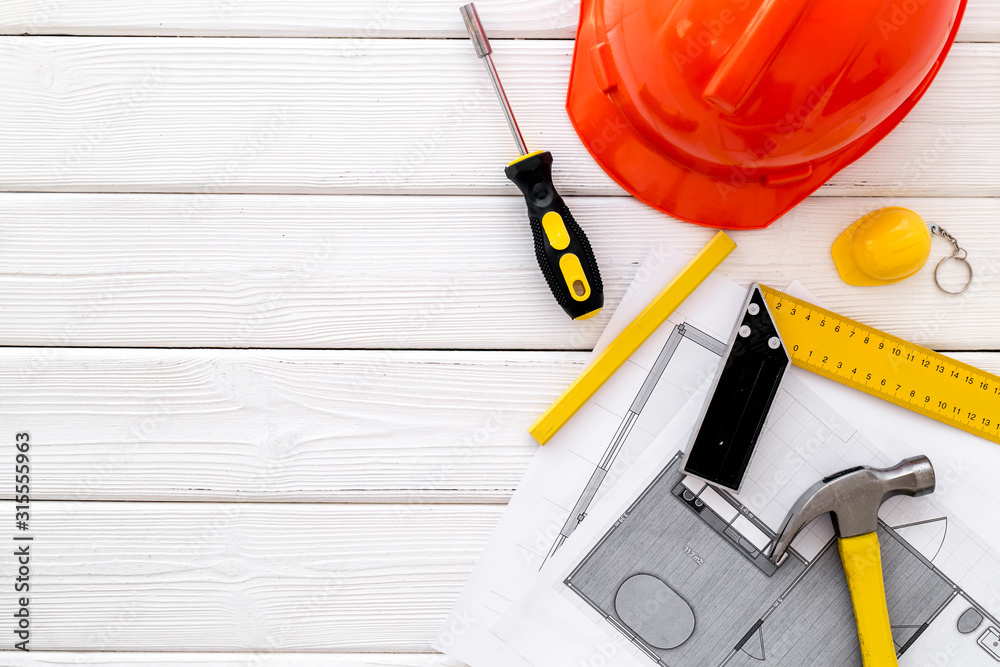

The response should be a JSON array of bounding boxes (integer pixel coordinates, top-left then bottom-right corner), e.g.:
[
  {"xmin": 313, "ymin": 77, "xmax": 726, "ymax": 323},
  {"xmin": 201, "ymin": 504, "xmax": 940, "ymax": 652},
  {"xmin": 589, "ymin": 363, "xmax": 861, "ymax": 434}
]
[
  {"xmin": 545, "ymin": 323, "xmax": 726, "ymax": 565},
  {"xmin": 495, "ymin": 374, "xmax": 1000, "ymax": 666},
  {"xmin": 567, "ymin": 453, "xmax": 999, "ymax": 665},
  {"xmin": 441, "ymin": 248, "xmax": 1000, "ymax": 667},
  {"xmin": 437, "ymin": 249, "xmax": 748, "ymax": 667}
]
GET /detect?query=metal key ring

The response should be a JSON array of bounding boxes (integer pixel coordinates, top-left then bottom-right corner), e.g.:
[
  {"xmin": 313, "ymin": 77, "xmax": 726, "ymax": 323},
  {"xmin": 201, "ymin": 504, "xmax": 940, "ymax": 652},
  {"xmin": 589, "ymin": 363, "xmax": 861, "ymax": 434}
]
[
  {"xmin": 934, "ymin": 254, "xmax": 973, "ymax": 294},
  {"xmin": 929, "ymin": 224, "xmax": 973, "ymax": 294}
]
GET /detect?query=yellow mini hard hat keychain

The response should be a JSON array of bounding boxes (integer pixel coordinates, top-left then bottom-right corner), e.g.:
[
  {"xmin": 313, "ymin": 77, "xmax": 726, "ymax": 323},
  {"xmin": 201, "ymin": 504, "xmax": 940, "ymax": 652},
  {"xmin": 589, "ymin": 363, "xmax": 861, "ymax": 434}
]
[{"xmin": 832, "ymin": 207, "xmax": 973, "ymax": 293}]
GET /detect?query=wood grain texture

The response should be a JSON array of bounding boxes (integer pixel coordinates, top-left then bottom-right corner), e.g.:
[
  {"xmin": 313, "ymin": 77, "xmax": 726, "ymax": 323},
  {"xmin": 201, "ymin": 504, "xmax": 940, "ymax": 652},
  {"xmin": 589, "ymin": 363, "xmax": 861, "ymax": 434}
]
[
  {"xmin": 0, "ymin": 502, "xmax": 503, "ymax": 652},
  {"xmin": 0, "ymin": 8, "xmax": 993, "ymax": 663},
  {"xmin": 4, "ymin": 655, "xmax": 461, "ymax": 666},
  {"xmin": 0, "ymin": 39, "xmax": 995, "ymax": 196},
  {"xmin": 0, "ymin": 193, "xmax": 996, "ymax": 350},
  {"xmin": 0, "ymin": 0, "xmax": 995, "ymax": 41},
  {"xmin": 0, "ymin": 348, "xmax": 556, "ymax": 503},
  {"xmin": 0, "ymin": 348, "xmax": 997, "ymax": 504}
]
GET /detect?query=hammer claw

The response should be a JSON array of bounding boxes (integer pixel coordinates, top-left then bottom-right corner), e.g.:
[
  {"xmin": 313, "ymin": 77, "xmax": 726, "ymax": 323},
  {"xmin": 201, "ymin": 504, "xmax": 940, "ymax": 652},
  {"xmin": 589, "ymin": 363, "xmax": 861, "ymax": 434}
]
[{"xmin": 768, "ymin": 455, "xmax": 935, "ymax": 565}]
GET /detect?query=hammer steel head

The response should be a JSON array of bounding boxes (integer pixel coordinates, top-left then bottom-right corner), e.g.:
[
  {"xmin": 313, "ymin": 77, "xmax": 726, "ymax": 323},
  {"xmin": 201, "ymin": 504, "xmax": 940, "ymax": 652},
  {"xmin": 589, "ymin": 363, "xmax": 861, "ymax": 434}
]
[{"xmin": 768, "ymin": 455, "xmax": 935, "ymax": 565}]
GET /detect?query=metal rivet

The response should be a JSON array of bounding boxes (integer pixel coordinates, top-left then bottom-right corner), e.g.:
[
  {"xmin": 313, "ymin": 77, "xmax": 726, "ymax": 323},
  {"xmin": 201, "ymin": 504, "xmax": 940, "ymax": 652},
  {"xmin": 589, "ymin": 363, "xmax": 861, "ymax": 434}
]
[
  {"xmin": 768, "ymin": 337, "xmax": 781, "ymax": 349},
  {"xmin": 747, "ymin": 303, "xmax": 760, "ymax": 316},
  {"xmin": 739, "ymin": 325, "xmax": 751, "ymax": 338}
]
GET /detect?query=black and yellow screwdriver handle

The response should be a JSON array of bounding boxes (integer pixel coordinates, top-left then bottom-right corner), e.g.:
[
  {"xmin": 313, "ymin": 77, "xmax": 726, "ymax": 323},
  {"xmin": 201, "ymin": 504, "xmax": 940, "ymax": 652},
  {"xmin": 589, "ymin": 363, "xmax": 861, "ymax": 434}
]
[{"xmin": 505, "ymin": 150, "xmax": 604, "ymax": 320}]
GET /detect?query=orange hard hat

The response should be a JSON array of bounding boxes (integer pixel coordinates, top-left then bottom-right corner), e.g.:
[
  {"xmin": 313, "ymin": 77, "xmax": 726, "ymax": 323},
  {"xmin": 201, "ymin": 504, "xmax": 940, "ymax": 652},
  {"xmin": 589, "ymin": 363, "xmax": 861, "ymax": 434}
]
[{"xmin": 567, "ymin": 0, "xmax": 967, "ymax": 229}]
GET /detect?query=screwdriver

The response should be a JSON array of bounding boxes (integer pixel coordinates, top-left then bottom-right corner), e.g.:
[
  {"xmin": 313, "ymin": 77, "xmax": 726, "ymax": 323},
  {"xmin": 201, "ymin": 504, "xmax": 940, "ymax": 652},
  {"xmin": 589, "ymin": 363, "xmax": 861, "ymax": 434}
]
[{"xmin": 460, "ymin": 3, "xmax": 604, "ymax": 320}]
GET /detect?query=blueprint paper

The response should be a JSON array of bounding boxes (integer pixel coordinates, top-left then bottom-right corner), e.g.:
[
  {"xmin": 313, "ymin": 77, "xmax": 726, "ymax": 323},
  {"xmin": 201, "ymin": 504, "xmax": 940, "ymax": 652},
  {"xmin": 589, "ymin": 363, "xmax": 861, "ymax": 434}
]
[
  {"xmin": 780, "ymin": 283, "xmax": 1000, "ymax": 555},
  {"xmin": 435, "ymin": 246, "xmax": 749, "ymax": 666},
  {"xmin": 436, "ymin": 245, "xmax": 1000, "ymax": 667},
  {"xmin": 495, "ymin": 373, "xmax": 1000, "ymax": 666}
]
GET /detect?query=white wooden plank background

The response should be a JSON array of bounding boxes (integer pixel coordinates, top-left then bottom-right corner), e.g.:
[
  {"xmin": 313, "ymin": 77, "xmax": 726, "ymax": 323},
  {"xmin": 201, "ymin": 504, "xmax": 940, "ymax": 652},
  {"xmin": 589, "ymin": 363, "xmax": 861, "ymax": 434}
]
[
  {"xmin": 0, "ymin": 0, "xmax": 997, "ymax": 663},
  {"xmin": 0, "ymin": 349, "xmax": 549, "ymax": 503},
  {"xmin": 0, "ymin": 40, "xmax": 995, "ymax": 196},
  {"xmin": 0, "ymin": 194, "xmax": 996, "ymax": 350},
  {"xmin": 1, "ymin": 349, "xmax": 998, "ymax": 505},
  {"xmin": 0, "ymin": 0, "xmax": 995, "ymax": 41},
  {"xmin": 3, "ymin": 502, "xmax": 502, "ymax": 652},
  {"xmin": 5, "ymin": 656, "xmax": 461, "ymax": 667}
]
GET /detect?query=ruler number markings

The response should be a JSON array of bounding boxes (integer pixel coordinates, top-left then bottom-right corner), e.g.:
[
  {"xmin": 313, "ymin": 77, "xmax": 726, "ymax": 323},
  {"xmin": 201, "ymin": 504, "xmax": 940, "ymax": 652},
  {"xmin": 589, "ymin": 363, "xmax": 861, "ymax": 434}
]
[{"xmin": 764, "ymin": 286, "xmax": 1000, "ymax": 444}]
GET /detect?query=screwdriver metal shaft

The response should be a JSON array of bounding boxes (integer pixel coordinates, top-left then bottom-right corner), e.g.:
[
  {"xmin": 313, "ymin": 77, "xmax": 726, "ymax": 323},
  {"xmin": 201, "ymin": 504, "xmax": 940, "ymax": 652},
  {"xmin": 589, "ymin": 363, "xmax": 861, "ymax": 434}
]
[{"xmin": 460, "ymin": 3, "xmax": 529, "ymax": 156}]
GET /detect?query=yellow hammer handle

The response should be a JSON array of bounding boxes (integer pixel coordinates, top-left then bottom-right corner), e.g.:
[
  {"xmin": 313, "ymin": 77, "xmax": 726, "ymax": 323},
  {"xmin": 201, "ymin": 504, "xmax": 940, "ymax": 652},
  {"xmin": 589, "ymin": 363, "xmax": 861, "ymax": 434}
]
[{"xmin": 838, "ymin": 533, "xmax": 899, "ymax": 667}]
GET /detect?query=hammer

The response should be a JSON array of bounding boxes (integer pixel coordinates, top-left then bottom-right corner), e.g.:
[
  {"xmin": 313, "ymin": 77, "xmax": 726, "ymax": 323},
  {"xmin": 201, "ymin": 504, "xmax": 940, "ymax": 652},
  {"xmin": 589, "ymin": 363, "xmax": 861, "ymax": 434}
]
[{"xmin": 768, "ymin": 456, "xmax": 936, "ymax": 667}]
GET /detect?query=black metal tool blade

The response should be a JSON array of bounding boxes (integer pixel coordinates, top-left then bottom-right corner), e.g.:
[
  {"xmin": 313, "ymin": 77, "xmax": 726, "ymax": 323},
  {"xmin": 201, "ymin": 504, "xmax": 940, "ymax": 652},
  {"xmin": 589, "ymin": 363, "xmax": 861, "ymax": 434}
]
[{"xmin": 681, "ymin": 283, "xmax": 789, "ymax": 492}]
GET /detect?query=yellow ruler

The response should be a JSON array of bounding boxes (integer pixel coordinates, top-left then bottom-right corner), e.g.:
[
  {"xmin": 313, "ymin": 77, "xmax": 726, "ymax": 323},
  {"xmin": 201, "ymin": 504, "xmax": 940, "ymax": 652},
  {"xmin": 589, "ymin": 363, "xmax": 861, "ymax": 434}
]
[{"xmin": 760, "ymin": 285, "xmax": 1000, "ymax": 445}]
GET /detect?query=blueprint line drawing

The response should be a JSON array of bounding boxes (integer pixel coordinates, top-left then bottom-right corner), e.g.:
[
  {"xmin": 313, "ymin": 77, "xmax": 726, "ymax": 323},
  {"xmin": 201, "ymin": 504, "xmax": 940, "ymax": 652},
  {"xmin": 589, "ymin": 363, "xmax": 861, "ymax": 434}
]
[
  {"xmin": 444, "ymin": 255, "xmax": 1000, "ymax": 667},
  {"xmin": 436, "ymin": 256, "xmax": 749, "ymax": 667},
  {"xmin": 544, "ymin": 323, "xmax": 726, "ymax": 565},
  {"xmin": 558, "ymin": 376, "xmax": 1000, "ymax": 667}
]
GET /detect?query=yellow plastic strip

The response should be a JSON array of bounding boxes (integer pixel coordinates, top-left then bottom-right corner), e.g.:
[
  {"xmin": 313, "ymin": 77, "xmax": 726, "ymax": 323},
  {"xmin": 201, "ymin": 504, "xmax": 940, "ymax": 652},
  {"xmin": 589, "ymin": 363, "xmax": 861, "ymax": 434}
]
[
  {"xmin": 529, "ymin": 231, "xmax": 737, "ymax": 445},
  {"xmin": 760, "ymin": 285, "xmax": 1000, "ymax": 445}
]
